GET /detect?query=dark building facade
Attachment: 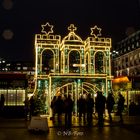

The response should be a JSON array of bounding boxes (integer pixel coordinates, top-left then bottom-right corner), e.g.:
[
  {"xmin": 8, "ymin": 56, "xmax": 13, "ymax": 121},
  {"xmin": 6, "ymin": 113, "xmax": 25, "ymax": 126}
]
[
  {"xmin": 112, "ymin": 30, "xmax": 140, "ymax": 107},
  {"xmin": 0, "ymin": 72, "xmax": 28, "ymax": 117},
  {"xmin": 113, "ymin": 30, "xmax": 140, "ymax": 77}
]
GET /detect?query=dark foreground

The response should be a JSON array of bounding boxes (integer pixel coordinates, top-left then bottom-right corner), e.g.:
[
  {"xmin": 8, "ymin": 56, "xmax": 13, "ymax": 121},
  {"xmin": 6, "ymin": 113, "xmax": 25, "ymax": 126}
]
[{"xmin": 0, "ymin": 116, "xmax": 140, "ymax": 140}]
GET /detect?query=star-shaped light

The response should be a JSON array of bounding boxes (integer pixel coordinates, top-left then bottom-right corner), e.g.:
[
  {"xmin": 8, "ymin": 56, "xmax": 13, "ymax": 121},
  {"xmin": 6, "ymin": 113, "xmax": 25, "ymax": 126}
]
[
  {"xmin": 68, "ymin": 24, "xmax": 77, "ymax": 32},
  {"xmin": 90, "ymin": 25, "xmax": 102, "ymax": 38},
  {"xmin": 41, "ymin": 22, "xmax": 53, "ymax": 35}
]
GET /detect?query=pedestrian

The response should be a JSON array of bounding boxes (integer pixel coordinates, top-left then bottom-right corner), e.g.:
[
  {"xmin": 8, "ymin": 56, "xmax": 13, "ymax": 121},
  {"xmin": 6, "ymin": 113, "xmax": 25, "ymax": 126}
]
[
  {"xmin": 64, "ymin": 94, "xmax": 74, "ymax": 127},
  {"xmin": 106, "ymin": 92, "xmax": 115, "ymax": 123},
  {"xmin": 0, "ymin": 94, "xmax": 5, "ymax": 116},
  {"xmin": 129, "ymin": 100, "xmax": 136, "ymax": 116},
  {"xmin": 50, "ymin": 96, "xmax": 57, "ymax": 120},
  {"xmin": 77, "ymin": 94, "xmax": 87, "ymax": 123},
  {"xmin": 0, "ymin": 94, "xmax": 5, "ymax": 115},
  {"xmin": 137, "ymin": 101, "xmax": 140, "ymax": 115},
  {"xmin": 86, "ymin": 94, "xmax": 94, "ymax": 126},
  {"xmin": 55, "ymin": 95, "xmax": 64, "ymax": 123},
  {"xmin": 95, "ymin": 91, "xmax": 106, "ymax": 126},
  {"xmin": 117, "ymin": 92, "xmax": 125, "ymax": 123},
  {"xmin": 29, "ymin": 96, "xmax": 35, "ymax": 119},
  {"xmin": 24, "ymin": 96, "xmax": 30, "ymax": 120}
]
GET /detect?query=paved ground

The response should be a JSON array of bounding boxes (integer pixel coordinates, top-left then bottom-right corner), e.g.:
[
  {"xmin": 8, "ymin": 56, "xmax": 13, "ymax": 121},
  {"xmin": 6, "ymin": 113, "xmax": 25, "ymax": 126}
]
[{"xmin": 0, "ymin": 115, "xmax": 140, "ymax": 140}]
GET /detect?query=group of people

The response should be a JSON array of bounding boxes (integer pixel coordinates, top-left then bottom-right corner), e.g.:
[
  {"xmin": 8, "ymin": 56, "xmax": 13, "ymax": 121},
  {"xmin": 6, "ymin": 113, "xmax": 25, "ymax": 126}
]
[
  {"xmin": 77, "ymin": 91, "xmax": 115, "ymax": 126},
  {"xmin": 77, "ymin": 93, "xmax": 94, "ymax": 125},
  {"xmin": 51, "ymin": 94, "xmax": 74, "ymax": 126},
  {"xmin": 50, "ymin": 91, "xmax": 125, "ymax": 127}
]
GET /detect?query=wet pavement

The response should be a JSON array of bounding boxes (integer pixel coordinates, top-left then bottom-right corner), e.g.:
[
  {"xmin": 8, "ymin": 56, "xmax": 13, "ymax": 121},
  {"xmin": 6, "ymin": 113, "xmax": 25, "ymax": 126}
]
[{"xmin": 0, "ymin": 115, "xmax": 140, "ymax": 140}]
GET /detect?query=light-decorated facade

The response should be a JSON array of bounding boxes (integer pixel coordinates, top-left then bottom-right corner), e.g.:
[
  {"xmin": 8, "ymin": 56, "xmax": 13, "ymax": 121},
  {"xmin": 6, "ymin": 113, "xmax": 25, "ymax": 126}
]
[{"xmin": 34, "ymin": 22, "xmax": 113, "ymax": 114}]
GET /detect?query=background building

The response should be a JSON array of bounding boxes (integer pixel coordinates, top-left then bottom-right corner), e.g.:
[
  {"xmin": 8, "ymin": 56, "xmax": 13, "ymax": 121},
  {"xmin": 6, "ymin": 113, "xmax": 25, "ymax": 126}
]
[
  {"xmin": 112, "ymin": 30, "xmax": 140, "ymax": 107},
  {"xmin": 113, "ymin": 30, "xmax": 140, "ymax": 77},
  {"xmin": 0, "ymin": 61, "xmax": 34, "ymax": 117}
]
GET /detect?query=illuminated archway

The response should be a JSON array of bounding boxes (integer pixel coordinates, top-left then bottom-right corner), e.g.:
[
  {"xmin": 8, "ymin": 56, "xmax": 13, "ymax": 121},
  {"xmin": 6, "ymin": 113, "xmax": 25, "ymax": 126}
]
[
  {"xmin": 94, "ymin": 51, "xmax": 106, "ymax": 74},
  {"xmin": 34, "ymin": 22, "xmax": 113, "ymax": 115},
  {"xmin": 41, "ymin": 49, "xmax": 54, "ymax": 74},
  {"xmin": 69, "ymin": 50, "xmax": 80, "ymax": 73}
]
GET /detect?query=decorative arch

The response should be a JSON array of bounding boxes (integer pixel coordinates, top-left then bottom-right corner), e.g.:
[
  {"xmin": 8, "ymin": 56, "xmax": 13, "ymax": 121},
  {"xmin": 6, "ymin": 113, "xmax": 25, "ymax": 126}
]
[
  {"xmin": 41, "ymin": 49, "xmax": 55, "ymax": 73},
  {"xmin": 94, "ymin": 51, "xmax": 106, "ymax": 74},
  {"xmin": 68, "ymin": 50, "xmax": 81, "ymax": 73}
]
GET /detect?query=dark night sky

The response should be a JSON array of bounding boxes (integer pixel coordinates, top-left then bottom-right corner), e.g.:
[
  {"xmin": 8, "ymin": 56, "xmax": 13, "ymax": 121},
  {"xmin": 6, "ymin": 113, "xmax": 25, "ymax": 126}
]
[{"xmin": 0, "ymin": 0, "xmax": 140, "ymax": 62}]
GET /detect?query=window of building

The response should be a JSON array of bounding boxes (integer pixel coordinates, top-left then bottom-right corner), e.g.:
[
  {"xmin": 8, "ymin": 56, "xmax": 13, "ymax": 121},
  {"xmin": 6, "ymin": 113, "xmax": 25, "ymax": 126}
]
[
  {"xmin": 136, "ymin": 42, "xmax": 139, "ymax": 47},
  {"xmin": 130, "ymin": 56, "xmax": 134, "ymax": 66},
  {"xmin": 23, "ymin": 67, "xmax": 27, "ymax": 70},
  {"xmin": 134, "ymin": 54, "xmax": 137, "ymax": 60},
  {"xmin": 17, "ymin": 67, "xmax": 21, "ymax": 70},
  {"xmin": 130, "ymin": 56, "xmax": 133, "ymax": 61},
  {"xmin": 17, "ymin": 90, "xmax": 25, "ymax": 106},
  {"xmin": 124, "ymin": 48, "xmax": 126, "ymax": 53},
  {"xmin": 125, "ymin": 57, "xmax": 128, "ymax": 62},
  {"xmin": 132, "ymin": 38, "xmax": 134, "ymax": 43},
  {"xmin": 132, "ymin": 44, "xmax": 134, "ymax": 49},
  {"xmin": 139, "ymin": 53, "xmax": 140, "ymax": 58},
  {"xmin": 136, "ymin": 35, "xmax": 139, "ymax": 40},
  {"xmin": 0, "ymin": 89, "xmax": 25, "ymax": 106},
  {"xmin": 7, "ymin": 90, "xmax": 16, "ymax": 106}
]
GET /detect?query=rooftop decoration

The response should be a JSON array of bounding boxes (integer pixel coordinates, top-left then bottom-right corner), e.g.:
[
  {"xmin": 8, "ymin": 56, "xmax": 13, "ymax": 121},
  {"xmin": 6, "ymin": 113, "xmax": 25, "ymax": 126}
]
[
  {"xmin": 90, "ymin": 25, "xmax": 102, "ymax": 38},
  {"xmin": 41, "ymin": 22, "xmax": 53, "ymax": 35},
  {"xmin": 68, "ymin": 24, "xmax": 77, "ymax": 32}
]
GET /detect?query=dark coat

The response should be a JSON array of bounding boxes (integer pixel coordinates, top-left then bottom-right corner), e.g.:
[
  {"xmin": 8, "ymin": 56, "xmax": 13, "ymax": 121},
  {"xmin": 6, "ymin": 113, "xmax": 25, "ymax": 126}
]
[{"xmin": 95, "ymin": 94, "xmax": 106, "ymax": 113}]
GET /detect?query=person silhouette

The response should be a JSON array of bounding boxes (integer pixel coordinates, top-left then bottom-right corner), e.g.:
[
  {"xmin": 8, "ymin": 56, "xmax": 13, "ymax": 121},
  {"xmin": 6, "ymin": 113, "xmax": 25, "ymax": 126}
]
[
  {"xmin": 29, "ymin": 96, "xmax": 35, "ymax": 119},
  {"xmin": 0, "ymin": 94, "xmax": 5, "ymax": 116},
  {"xmin": 86, "ymin": 94, "xmax": 94, "ymax": 126},
  {"xmin": 95, "ymin": 91, "xmax": 106, "ymax": 126},
  {"xmin": 55, "ymin": 95, "xmax": 64, "ymax": 123},
  {"xmin": 50, "ymin": 96, "xmax": 57, "ymax": 120},
  {"xmin": 77, "ymin": 94, "xmax": 87, "ymax": 123},
  {"xmin": 106, "ymin": 92, "xmax": 115, "ymax": 123},
  {"xmin": 64, "ymin": 94, "xmax": 74, "ymax": 127},
  {"xmin": 24, "ymin": 97, "xmax": 30, "ymax": 120},
  {"xmin": 117, "ymin": 92, "xmax": 125, "ymax": 123}
]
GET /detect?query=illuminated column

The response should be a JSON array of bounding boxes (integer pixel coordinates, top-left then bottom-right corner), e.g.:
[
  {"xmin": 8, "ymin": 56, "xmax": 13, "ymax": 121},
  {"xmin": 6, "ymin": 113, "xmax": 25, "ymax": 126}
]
[
  {"xmin": 88, "ymin": 48, "xmax": 91, "ymax": 74},
  {"xmin": 37, "ymin": 79, "xmax": 43, "ymax": 95},
  {"xmin": 65, "ymin": 48, "xmax": 69, "ymax": 73},
  {"xmin": 103, "ymin": 79, "xmax": 107, "ymax": 97},
  {"xmin": 44, "ymin": 80, "xmax": 49, "ymax": 114},
  {"xmin": 77, "ymin": 79, "xmax": 82, "ymax": 95},
  {"xmin": 81, "ymin": 47, "xmax": 85, "ymax": 74},
  {"xmin": 107, "ymin": 80, "xmax": 111, "ymax": 92},
  {"xmin": 106, "ymin": 50, "xmax": 110, "ymax": 75},
  {"xmin": 55, "ymin": 49, "xmax": 59, "ymax": 73},
  {"xmin": 90, "ymin": 48, "xmax": 94, "ymax": 74},
  {"xmin": 36, "ymin": 46, "xmax": 42, "ymax": 75},
  {"xmin": 53, "ymin": 83, "xmax": 57, "ymax": 96},
  {"xmin": 73, "ymin": 82, "xmax": 77, "ymax": 115},
  {"xmin": 48, "ymin": 76, "xmax": 52, "ymax": 116}
]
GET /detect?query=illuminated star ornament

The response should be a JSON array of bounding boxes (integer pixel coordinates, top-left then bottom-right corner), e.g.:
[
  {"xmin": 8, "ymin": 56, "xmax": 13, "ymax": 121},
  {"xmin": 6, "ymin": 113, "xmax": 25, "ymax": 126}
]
[
  {"xmin": 90, "ymin": 25, "xmax": 102, "ymax": 38},
  {"xmin": 41, "ymin": 22, "xmax": 54, "ymax": 35}
]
